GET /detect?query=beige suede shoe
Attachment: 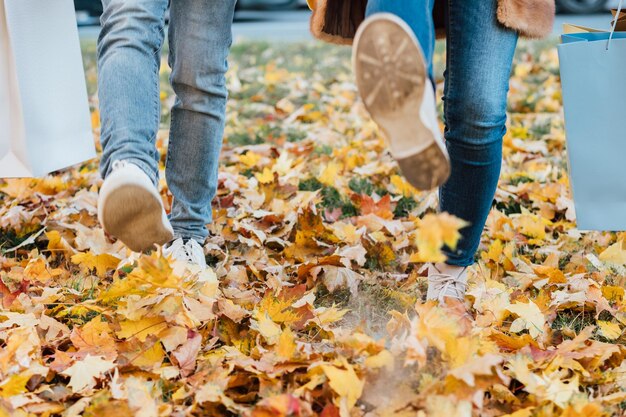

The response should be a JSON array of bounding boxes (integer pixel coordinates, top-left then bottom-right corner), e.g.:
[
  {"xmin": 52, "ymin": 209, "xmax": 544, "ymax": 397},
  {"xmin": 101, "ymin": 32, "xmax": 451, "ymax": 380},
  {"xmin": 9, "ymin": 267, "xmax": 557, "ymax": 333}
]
[
  {"xmin": 426, "ymin": 263, "xmax": 468, "ymax": 303},
  {"xmin": 353, "ymin": 13, "xmax": 450, "ymax": 190}
]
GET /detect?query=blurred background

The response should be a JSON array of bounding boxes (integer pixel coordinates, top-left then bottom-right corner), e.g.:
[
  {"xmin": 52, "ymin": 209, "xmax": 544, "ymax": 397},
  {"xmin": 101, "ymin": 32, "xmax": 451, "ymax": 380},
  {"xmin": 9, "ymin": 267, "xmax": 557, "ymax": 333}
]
[
  {"xmin": 75, "ymin": 0, "xmax": 623, "ymax": 42},
  {"xmin": 74, "ymin": 0, "xmax": 618, "ymax": 17}
]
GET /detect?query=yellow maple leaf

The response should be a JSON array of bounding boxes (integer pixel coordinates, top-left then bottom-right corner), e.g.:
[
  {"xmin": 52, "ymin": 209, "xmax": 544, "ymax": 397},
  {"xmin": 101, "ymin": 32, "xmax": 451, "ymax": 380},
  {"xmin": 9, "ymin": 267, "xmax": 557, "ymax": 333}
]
[
  {"xmin": 517, "ymin": 213, "xmax": 546, "ymax": 241},
  {"xmin": 24, "ymin": 257, "xmax": 62, "ymax": 283},
  {"xmin": 116, "ymin": 317, "xmax": 169, "ymax": 342},
  {"xmin": 319, "ymin": 162, "xmax": 341, "ymax": 186},
  {"xmin": 130, "ymin": 343, "xmax": 165, "ymax": 369},
  {"xmin": 264, "ymin": 65, "xmax": 289, "ymax": 85},
  {"xmin": 364, "ymin": 349, "xmax": 394, "ymax": 371},
  {"xmin": 414, "ymin": 213, "xmax": 468, "ymax": 263},
  {"xmin": 315, "ymin": 306, "xmax": 349, "ymax": 326},
  {"xmin": 0, "ymin": 179, "xmax": 33, "ymax": 199},
  {"xmin": 560, "ymin": 403, "xmax": 604, "ymax": 417},
  {"xmin": 252, "ymin": 312, "xmax": 282, "ymax": 345},
  {"xmin": 321, "ymin": 360, "xmax": 364, "ymax": 409},
  {"xmin": 255, "ymin": 167, "xmax": 275, "ymax": 184},
  {"xmin": 597, "ymin": 321, "xmax": 622, "ymax": 341},
  {"xmin": 0, "ymin": 372, "xmax": 31, "ymax": 398},
  {"xmin": 71, "ymin": 251, "xmax": 120, "ymax": 277},
  {"xmin": 100, "ymin": 255, "xmax": 183, "ymax": 302},
  {"xmin": 276, "ymin": 327, "xmax": 297, "ymax": 359},
  {"xmin": 482, "ymin": 239, "xmax": 504, "ymax": 264},
  {"xmin": 330, "ymin": 222, "xmax": 360, "ymax": 245},
  {"xmin": 599, "ymin": 240, "xmax": 626, "ymax": 265},
  {"xmin": 46, "ymin": 230, "xmax": 74, "ymax": 255},
  {"xmin": 501, "ymin": 407, "xmax": 534, "ymax": 417},
  {"xmin": 256, "ymin": 296, "xmax": 303, "ymax": 326},
  {"xmin": 602, "ymin": 286, "xmax": 625, "ymax": 303},
  {"xmin": 239, "ymin": 152, "xmax": 262, "ymax": 168},
  {"xmin": 390, "ymin": 175, "xmax": 417, "ymax": 197}
]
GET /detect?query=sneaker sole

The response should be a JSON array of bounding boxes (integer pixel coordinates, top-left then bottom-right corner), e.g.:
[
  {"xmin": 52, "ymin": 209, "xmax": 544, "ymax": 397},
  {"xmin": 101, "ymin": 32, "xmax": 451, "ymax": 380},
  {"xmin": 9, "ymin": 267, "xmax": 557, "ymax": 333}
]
[
  {"xmin": 353, "ymin": 14, "xmax": 450, "ymax": 190},
  {"xmin": 100, "ymin": 184, "xmax": 173, "ymax": 252}
]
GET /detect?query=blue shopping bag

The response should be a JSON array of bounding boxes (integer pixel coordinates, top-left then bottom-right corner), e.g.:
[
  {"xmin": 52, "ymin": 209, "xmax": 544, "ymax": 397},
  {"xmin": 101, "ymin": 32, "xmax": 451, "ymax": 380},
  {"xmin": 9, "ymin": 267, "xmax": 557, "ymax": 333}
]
[{"xmin": 558, "ymin": 30, "xmax": 626, "ymax": 231}]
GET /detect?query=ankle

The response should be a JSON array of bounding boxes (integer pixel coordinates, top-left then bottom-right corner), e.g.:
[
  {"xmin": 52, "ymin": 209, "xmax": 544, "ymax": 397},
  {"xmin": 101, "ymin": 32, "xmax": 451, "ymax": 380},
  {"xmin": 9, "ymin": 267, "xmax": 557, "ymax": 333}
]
[{"xmin": 434, "ymin": 262, "xmax": 466, "ymax": 276}]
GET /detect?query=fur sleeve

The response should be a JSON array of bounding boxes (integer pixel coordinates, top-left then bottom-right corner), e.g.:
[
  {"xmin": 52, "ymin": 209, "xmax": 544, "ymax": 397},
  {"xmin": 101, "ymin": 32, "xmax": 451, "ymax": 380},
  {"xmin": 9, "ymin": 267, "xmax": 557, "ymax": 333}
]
[{"xmin": 497, "ymin": 0, "xmax": 556, "ymax": 39}]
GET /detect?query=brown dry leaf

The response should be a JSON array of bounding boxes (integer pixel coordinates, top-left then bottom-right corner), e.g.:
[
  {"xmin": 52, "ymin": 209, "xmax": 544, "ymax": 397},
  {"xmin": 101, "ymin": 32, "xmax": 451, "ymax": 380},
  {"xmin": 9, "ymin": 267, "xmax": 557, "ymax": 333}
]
[
  {"xmin": 172, "ymin": 332, "xmax": 202, "ymax": 377},
  {"xmin": 70, "ymin": 315, "xmax": 117, "ymax": 360},
  {"xmin": 317, "ymin": 266, "xmax": 362, "ymax": 296}
]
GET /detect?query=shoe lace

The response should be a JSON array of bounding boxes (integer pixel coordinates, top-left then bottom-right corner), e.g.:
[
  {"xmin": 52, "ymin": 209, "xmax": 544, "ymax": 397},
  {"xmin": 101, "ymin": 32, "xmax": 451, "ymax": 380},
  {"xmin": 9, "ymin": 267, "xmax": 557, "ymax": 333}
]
[
  {"xmin": 428, "ymin": 270, "xmax": 467, "ymax": 304},
  {"xmin": 166, "ymin": 239, "xmax": 205, "ymax": 267},
  {"xmin": 184, "ymin": 240, "xmax": 206, "ymax": 266}
]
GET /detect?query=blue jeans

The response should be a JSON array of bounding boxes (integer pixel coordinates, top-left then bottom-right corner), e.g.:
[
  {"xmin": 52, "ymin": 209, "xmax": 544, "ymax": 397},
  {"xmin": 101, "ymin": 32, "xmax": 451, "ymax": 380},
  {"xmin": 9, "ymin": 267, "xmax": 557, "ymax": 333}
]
[
  {"xmin": 97, "ymin": 0, "xmax": 236, "ymax": 242},
  {"xmin": 366, "ymin": 0, "xmax": 518, "ymax": 266}
]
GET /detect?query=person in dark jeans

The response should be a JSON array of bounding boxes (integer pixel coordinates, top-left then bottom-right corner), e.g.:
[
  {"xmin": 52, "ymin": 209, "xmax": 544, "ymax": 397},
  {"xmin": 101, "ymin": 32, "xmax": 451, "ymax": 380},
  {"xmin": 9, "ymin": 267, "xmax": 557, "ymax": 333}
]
[{"xmin": 352, "ymin": 0, "xmax": 554, "ymax": 303}]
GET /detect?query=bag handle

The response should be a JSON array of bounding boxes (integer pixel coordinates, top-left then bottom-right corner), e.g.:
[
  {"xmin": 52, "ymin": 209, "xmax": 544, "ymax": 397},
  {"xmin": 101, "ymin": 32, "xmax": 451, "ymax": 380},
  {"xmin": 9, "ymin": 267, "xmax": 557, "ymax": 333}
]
[{"xmin": 608, "ymin": 0, "xmax": 624, "ymax": 50}]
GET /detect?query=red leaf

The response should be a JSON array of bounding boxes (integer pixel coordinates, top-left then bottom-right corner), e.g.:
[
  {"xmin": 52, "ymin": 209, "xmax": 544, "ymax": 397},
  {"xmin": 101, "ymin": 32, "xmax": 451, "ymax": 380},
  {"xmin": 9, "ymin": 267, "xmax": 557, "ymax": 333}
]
[{"xmin": 321, "ymin": 404, "xmax": 340, "ymax": 417}]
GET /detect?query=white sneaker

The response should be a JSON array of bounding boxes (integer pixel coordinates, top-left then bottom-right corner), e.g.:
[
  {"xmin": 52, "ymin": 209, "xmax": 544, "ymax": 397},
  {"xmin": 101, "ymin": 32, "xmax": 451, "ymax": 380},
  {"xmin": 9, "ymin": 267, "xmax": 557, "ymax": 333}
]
[
  {"xmin": 97, "ymin": 160, "xmax": 174, "ymax": 252},
  {"xmin": 163, "ymin": 238, "xmax": 207, "ymax": 268},
  {"xmin": 353, "ymin": 13, "xmax": 450, "ymax": 191},
  {"xmin": 426, "ymin": 263, "xmax": 468, "ymax": 303}
]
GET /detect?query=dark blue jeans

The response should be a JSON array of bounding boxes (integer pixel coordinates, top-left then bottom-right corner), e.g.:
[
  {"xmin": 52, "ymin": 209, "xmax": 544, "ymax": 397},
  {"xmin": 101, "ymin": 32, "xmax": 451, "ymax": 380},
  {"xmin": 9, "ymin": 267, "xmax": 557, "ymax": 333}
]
[{"xmin": 366, "ymin": 0, "xmax": 518, "ymax": 266}]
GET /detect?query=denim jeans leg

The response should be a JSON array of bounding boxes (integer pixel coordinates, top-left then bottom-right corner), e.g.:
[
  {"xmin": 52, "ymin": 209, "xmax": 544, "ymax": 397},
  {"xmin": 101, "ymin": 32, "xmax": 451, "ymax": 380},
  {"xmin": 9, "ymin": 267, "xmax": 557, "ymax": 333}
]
[
  {"xmin": 166, "ymin": 0, "xmax": 237, "ymax": 243},
  {"xmin": 440, "ymin": 0, "xmax": 518, "ymax": 266},
  {"xmin": 97, "ymin": 0, "xmax": 169, "ymax": 185},
  {"xmin": 365, "ymin": 0, "xmax": 436, "ymax": 77}
]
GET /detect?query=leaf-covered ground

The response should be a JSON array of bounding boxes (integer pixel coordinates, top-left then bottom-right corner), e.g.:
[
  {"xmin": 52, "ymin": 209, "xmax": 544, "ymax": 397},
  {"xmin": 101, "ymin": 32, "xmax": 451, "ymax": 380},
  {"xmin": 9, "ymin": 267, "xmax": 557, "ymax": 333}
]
[{"xmin": 2, "ymin": 39, "xmax": 626, "ymax": 417}]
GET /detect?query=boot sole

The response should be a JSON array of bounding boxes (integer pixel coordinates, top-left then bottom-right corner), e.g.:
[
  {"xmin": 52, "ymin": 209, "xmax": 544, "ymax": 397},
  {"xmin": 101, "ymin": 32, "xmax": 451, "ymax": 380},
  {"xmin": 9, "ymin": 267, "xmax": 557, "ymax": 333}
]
[
  {"xmin": 353, "ymin": 14, "xmax": 450, "ymax": 190},
  {"xmin": 100, "ymin": 184, "xmax": 173, "ymax": 252}
]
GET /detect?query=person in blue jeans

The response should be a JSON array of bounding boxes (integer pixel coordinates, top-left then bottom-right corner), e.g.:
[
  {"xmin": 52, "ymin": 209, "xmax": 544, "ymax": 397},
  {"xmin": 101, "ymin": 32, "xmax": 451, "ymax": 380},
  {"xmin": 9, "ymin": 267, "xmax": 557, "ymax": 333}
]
[
  {"xmin": 352, "ymin": 0, "xmax": 553, "ymax": 303},
  {"xmin": 96, "ymin": 0, "xmax": 236, "ymax": 267}
]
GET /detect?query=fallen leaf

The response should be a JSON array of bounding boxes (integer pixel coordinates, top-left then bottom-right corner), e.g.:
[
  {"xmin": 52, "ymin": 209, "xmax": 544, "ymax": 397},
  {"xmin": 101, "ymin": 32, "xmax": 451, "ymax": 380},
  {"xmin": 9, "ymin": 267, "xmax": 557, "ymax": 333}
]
[{"xmin": 61, "ymin": 355, "xmax": 116, "ymax": 393}]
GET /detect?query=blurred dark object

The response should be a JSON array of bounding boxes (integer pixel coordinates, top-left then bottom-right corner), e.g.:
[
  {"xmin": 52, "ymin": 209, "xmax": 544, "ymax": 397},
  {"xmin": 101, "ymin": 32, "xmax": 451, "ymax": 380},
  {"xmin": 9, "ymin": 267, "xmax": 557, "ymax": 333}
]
[
  {"xmin": 310, "ymin": 0, "xmax": 445, "ymax": 46},
  {"xmin": 310, "ymin": 0, "xmax": 366, "ymax": 44},
  {"xmin": 557, "ymin": 0, "xmax": 608, "ymax": 13},
  {"xmin": 74, "ymin": 0, "xmax": 102, "ymax": 16}
]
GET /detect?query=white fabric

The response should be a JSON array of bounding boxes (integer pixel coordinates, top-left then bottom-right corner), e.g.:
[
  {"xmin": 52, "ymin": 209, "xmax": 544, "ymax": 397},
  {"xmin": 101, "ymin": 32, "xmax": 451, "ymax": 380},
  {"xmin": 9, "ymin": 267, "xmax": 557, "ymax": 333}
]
[
  {"xmin": 607, "ymin": 0, "xmax": 624, "ymax": 50},
  {"xmin": 0, "ymin": 0, "xmax": 95, "ymax": 178}
]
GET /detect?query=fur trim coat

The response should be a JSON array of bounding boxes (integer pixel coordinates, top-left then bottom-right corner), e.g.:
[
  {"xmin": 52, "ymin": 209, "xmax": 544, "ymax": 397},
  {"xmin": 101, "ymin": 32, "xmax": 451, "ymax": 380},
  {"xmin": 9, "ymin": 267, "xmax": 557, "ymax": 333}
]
[{"xmin": 310, "ymin": 0, "xmax": 555, "ymax": 45}]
